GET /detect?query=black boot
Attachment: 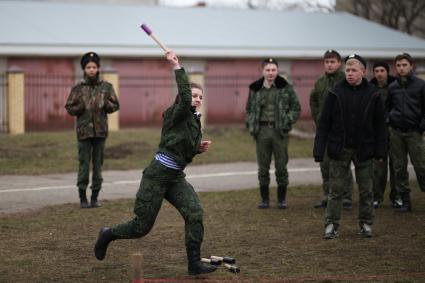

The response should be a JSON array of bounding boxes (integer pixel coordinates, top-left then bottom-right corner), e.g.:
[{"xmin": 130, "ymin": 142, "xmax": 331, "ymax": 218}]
[
  {"xmin": 94, "ymin": 227, "xmax": 117, "ymax": 260},
  {"xmin": 187, "ymin": 243, "xmax": 217, "ymax": 275},
  {"xmin": 258, "ymin": 185, "xmax": 269, "ymax": 209},
  {"xmin": 91, "ymin": 190, "xmax": 101, "ymax": 208},
  {"xmin": 398, "ymin": 193, "xmax": 412, "ymax": 213},
  {"xmin": 277, "ymin": 186, "xmax": 287, "ymax": 209},
  {"xmin": 79, "ymin": 190, "xmax": 90, "ymax": 209}
]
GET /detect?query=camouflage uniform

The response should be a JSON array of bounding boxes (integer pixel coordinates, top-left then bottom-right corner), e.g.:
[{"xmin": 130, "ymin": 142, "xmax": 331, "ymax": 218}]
[
  {"xmin": 65, "ymin": 75, "xmax": 119, "ymax": 194},
  {"xmin": 246, "ymin": 75, "xmax": 300, "ymax": 205},
  {"xmin": 387, "ymin": 73, "xmax": 425, "ymax": 209},
  {"xmin": 111, "ymin": 69, "xmax": 205, "ymax": 248},
  {"xmin": 310, "ymin": 69, "xmax": 353, "ymax": 206},
  {"xmin": 369, "ymin": 75, "xmax": 398, "ymax": 205}
]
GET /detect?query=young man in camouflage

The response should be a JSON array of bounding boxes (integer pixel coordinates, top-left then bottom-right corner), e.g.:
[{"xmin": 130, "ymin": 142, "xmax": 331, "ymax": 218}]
[
  {"xmin": 369, "ymin": 61, "xmax": 400, "ymax": 209},
  {"xmin": 65, "ymin": 52, "xmax": 119, "ymax": 208},
  {"xmin": 310, "ymin": 50, "xmax": 354, "ymax": 210},
  {"xmin": 386, "ymin": 53, "xmax": 425, "ymax": 213},
  {"xmin": 246, "ymin": 58, "xmax": 301, "ymax": 209},
  {"xmin": 94, "ymin": 50, "xmax": 217, "ymax": 276},
  {"xmin": 314, "ymin": 55, "xmax": 388, "ymax": 239}
]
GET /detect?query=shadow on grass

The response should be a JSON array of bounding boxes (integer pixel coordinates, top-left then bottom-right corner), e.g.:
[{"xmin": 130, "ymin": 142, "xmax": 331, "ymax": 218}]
[{"xmin": 0, "ymin": 185, "xmax": 424, "ymax": 282}]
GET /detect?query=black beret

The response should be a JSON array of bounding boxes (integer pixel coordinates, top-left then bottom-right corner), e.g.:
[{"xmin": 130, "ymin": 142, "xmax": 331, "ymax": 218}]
[
  {"xmin": 80, "ymin": 52, "xmax": 100, "ymax": 69},
  {"xmin": 323, "ymin": 49, "xmax": 341, "ymax": 61},
  {"xmin": 262, "ymin": 58, "xmax": 278, "ymax": 67},
  {"xmin": 372, "ymin": 61, "xmax": 390, "ymax": 73},
  {"xmin": 345, "ymin": 54, "xmax": 366, "ymax": 69}
]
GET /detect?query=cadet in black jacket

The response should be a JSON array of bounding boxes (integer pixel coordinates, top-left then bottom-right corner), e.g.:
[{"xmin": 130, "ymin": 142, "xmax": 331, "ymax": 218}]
[
  {"xmin": 386, "ymin": 53, "xmax": 425, "ymax": 212},
  {"xmin": 314, "ymin": 55, "xmax": 388, "ymax": 239}
]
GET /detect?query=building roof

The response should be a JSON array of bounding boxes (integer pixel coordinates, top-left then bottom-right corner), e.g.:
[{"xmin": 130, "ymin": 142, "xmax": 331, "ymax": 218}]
[{"xmin": 1, "ymin": 0, "xmax": 425, "ymax": 58}]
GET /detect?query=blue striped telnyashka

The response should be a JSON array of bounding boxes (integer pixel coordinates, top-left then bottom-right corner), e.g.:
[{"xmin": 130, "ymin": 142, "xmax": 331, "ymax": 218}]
[{"xmin": 154, "ymin": 152, "xmax": 183, "ymax": 170}]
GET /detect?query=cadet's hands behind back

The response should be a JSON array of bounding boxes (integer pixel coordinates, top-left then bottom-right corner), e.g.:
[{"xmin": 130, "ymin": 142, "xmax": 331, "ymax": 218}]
[{"xmin": 165, "ymin": 49, "xmax": 181, "ymax": 70}]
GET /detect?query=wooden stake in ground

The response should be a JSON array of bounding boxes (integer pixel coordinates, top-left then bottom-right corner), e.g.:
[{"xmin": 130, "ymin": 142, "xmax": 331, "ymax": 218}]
[{"xmin": 132, "ymin": 253, "xmax": 143, "ymax": 283}]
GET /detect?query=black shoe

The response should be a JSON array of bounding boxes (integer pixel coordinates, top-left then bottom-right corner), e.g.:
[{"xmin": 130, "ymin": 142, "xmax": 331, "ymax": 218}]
[
  {"xmin": 187, "ymin": 243, "xmax": 217, "ymax": 275},
  {"xmin": 314, "ymin": 200, "xmax": 327, "ymax": 208},
  {"xmin": 324, "ymin": 224, "xmax": 339, "ymax": 239},
  {"xmin": 342, "ymin": 201, "xmax": 352, "ymax": 210},
  {"xmin": 257, "ymin": 201, "xmax": 269, "ymax": 209},
  {"xmin": 373, "ymin": 201, "xmax": 381, "ymax": 209},
  {"xmin": 90, "ymin": 190, "xmax": 101, "ymax": 208},
  {"xmin": 79, "ymin": 190, "xmax": 90, "ymax": 209},
  {"xmin": 94, "ymin": 227, "xmax": 116, "ymax": 260},
  {"xmin": 277, "ymin": 200, "xmax": 287, "ymax": 209},
  {"xmin": 358, "ymin": 223, "xmax": 373, "ymax": 238},
  {"xmin": 391, "ymin": 199, "xmax": 403, "ymax": 208}
]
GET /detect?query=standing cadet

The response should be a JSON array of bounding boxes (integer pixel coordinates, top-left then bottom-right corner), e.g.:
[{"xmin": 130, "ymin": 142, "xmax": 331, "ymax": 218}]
[
  {"xmin": 246, "ymin": 58, "xmax": 301, "ymax": 209},
  {"xmin": 94, "ymin": 50, "xmax": 217, "ymax": 276},
  {"xmin": 314, "ymin": 55, "xmax": 387, "ymax": 239},
  {"xmin": 65, "ymin": 52, "xmax": 119, "ymax": 208},
  {"xmin": 310, "ymin": 50, "xmax": 354, "ymax": 209},
  {"xmin": 369, "ymin": 61, "xmax": 401, "ymax": 209},
  {"xmin": 387, "ymin": 53, "xmax": 425, "ymax": 212}
]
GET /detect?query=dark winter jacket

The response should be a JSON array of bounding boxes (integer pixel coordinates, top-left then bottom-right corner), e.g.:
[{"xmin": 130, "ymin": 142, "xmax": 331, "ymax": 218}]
[
  {"xmin": 65, "ymin": 76, "xmax": 119, "ymax": 140},
  {"xmin": 157, "ymin": 69, "xmax": 202, "ymax": 168},
  {"xmin": 313, "ymin": 78, "xmax": 388, "ymax": 162},
  {"xmin": 386, "ymin": 73, "xmax": 425, "ymax": 132},
  {"xmin": 245, "ymin": 75, "xmax": 300, "ymax": 137}
]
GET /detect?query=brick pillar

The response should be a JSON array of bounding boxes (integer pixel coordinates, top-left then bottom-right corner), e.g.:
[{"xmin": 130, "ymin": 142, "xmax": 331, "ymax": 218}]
[
  {"xmin": 188, "ymin": 72, "xmax": 206, "ymax": 128},
  {"xmin": 102, "ymin": 67, "xmax": 119, "ymax": 131},
  {"xmin": 7, "ymin": 67, "xmax": 25, "ymax": 134}
]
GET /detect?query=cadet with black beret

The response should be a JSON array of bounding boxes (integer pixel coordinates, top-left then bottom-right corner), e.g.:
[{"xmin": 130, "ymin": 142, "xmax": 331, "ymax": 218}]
[{"xmin": 65, "ymin": 52, "xmax": 120, "ymax": 208}]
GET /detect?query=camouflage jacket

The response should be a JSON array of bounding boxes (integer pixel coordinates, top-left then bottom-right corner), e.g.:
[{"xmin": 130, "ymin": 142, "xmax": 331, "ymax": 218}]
[
  {"xmin": 245, "ymin": 75, "xmax": 300, "ymax": 137},
  {"xmin": 309, "ymin": 69, "xmax": 345, "ymax": 124},
  {"xmin": 157, "ymin": 68, "xmax": 202, "ymax": 168},
  {"xmin": 65, "ymin": 76, "xmax": 119, "ymax": 140}
]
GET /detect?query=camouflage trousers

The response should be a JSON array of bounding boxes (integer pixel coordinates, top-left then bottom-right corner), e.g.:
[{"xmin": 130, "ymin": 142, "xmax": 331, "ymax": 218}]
[
  {"xmin": 372, "ymin": 156, "xmax": 398, "ymax": 203},
  {"xmin": 111, "ymin": 159, "xmax": 204, "ymax": 247},
  {"xmin": 320, "ymin": 149, "xmax": 353, "ymax": 203},
  {"xmin": 77, "ymin": 138, "xmax": 105, "ymax": 192},
  {"xmin": 326, "ymin": 148, "xmax": 374, "ymax": 227},
  {"xmin": 389, "ymin": 127, "xmax": 425, "ymax": 194},
  {"xmin": 255, "ymin": 126, "xmax": 289, "ymax": 187}
]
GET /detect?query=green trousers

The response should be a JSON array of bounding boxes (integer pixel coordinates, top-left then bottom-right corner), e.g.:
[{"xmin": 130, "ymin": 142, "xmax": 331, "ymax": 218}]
[
  {"xmin": 77, "ymin": 138, "xmax": 105, "ymax": 192},
  {"xmin": 320, "ymin": 149, "xmax": 353, "ymax": 203},
  {"xmin": 372, "ymin": 156, "xmax": 398, "ymax": 202},
  {"xmin": 255, "ymin": 126, "xmax": 289, "ymax": 188},
  {"xmin": 389, "ymin": 127, "xmax": 425, "ymax": 194},
  {"xmin": 111, "ymin": 159, "xmax": 204, "ymax": 247},
  {"xmin": 326, "ymin": 148, "xmax": 374, "ymax": 227}
]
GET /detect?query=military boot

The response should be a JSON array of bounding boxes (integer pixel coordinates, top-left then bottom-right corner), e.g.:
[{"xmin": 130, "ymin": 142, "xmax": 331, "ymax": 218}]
[
  {"xmin": 187, "ymin": 243, "xmax": 217, "ymax": 275},
  {"xmin": 257, "ymin": 185, "xmax": 269, "ymax": 209},
  {"xmin": 79, "ymin": 190, "xmax": 90, "ymax": 208},
  {"xmin": 91, "ymin": 190, "xmax": 101, "ymax": 208},
  {"xmin": 94, "ymin": 227, "xmax": 117, "ymax": 260},
  {"xmin": 277, "ymin": 186, "xmax": 287, "ymax": 209},
  {"xmin": 398, "ymin": 193, "xmax": 412, "ymax": 213}
]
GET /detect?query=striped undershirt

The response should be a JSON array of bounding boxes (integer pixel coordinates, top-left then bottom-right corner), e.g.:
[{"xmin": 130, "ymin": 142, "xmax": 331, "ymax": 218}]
[{"xmin": 154, "ymin": 152, "xmax": 183, "ymax": 170}]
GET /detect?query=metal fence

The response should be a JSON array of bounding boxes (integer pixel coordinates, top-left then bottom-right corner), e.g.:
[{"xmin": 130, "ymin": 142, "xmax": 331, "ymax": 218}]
[
  {"xmin": 119, "ymin": 74, "xmax": 175, "ymax": 127},
  {"xmin": 25, "ymin": 74, "xmax": 77, "ymax": 131},
  {"xmin": 0, "ymin": 73, "xmax": 7, "ymax": 133}
]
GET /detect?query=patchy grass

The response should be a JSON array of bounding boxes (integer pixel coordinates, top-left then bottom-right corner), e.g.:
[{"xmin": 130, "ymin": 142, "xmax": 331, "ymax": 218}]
[
  {"xmin": 0, "ymin": 126, "xmax": 313, "ymax": 175},
  {"xmin": 1, "ymin": 185, "xmax": 424, "ymax": 282}
]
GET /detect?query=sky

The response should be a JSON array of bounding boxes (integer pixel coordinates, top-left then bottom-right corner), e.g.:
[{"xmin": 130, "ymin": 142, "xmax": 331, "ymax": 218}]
[{"xmin": 159, "ymin": 0, "xmax": 335, "ymax": 11}]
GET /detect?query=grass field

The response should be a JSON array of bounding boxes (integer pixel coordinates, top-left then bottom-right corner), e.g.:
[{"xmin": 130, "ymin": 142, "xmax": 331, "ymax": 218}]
[
  {"xmin": 1, "ymin": 185, "xmax": 424, "ymax": 282},
  {"xmin": 0, "ymin": 125, "xmax": 313, "ymax": 175}
]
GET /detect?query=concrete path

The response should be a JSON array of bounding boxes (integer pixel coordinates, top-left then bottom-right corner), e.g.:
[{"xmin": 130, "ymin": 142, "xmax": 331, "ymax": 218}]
[{"xmin": 0, "ymin": 158, "xmax": 415, "ymax": 214}]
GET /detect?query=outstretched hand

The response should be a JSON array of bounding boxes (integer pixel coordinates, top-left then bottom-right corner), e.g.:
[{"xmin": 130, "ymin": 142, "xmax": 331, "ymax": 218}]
[
  {"xmin": 165, "ymin": 49, "xmax": 181, "ymax": 70},
  {"xmin": 199, "ymin": 140, "xmax": 212, "ymax": 153}
]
